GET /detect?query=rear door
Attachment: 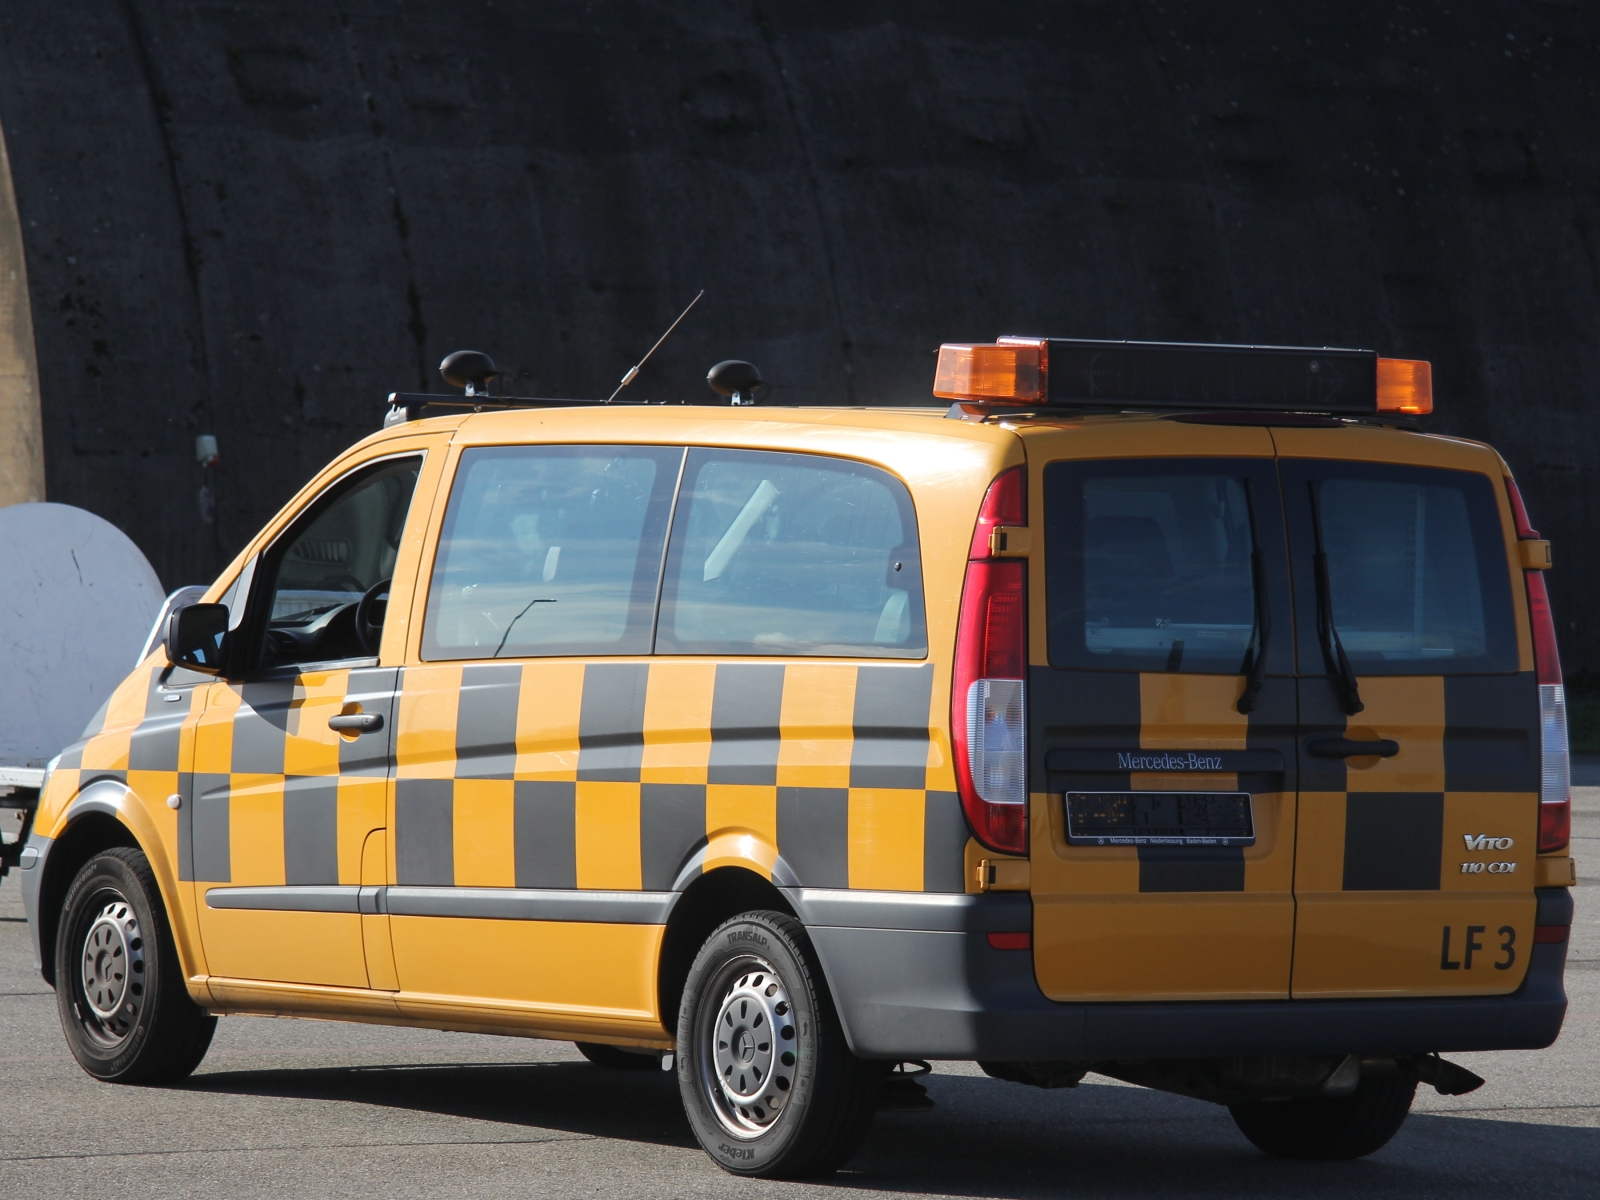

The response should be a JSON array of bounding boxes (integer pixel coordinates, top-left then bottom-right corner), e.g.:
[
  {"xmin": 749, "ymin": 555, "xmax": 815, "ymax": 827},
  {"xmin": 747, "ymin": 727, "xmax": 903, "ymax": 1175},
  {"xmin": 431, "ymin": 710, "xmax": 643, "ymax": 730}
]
[
  {"xmin": 1027, "ymin": 424, "xmax": 1300, "ymax": 1001},
  {"xmin": 1277, "ymin": 434, "xmax": 1538, "ymax": 997}
]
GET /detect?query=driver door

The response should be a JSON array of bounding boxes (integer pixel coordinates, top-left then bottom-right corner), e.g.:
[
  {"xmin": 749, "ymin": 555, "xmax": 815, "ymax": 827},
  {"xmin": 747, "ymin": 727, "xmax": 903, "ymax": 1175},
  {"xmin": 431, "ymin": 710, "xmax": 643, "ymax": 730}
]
[{"xmin": 192, "ymin": 447, "xmax": 438, "ymax": 989}]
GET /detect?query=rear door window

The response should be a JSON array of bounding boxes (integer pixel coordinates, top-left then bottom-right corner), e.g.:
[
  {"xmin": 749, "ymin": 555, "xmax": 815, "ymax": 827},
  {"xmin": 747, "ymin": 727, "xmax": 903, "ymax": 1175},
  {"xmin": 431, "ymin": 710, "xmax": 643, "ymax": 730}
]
[
  {"xmin": 421, "ymin": 445, "xmax": 682, "ymax": 659},
  {"xmin": 1043, "ymin": 458, "xmax": 1289, "ymax": 674},
  {"xmin": 655, "ymin": 448, "xmax": 926, "ymax": 657},
  {"xmin": 1280, "ymin": 460, "xmax": 1516, "ymax": 674}
]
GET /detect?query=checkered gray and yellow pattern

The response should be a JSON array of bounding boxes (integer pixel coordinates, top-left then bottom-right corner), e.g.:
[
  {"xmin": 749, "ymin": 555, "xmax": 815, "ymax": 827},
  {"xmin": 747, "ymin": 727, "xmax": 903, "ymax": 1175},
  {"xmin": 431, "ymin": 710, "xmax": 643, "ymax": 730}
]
[
  {"xmin": 390, "ymin": 659, "xmax": 968, "ymax": 895},
  {"xmin": 55, "ymin": 656, "xmax": 964, "ymax": 900},
  {"xmin": 50, "ymin": 655, "xmax": 971, "ymax": 900},
  {"xmin": 183, "ymin": 666, "xmax": 397, "ymax": 889}
]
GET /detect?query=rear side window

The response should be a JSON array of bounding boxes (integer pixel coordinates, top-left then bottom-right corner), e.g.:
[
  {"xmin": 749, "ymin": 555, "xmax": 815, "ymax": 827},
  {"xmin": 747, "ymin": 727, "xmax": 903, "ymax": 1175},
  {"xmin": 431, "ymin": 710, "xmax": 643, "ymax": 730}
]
[
  {"xmin": 1044, "ymin": 459, "xmax": 1286, "ymax": 674},
  {"xmin": 1282, "ymin": 460, "xmax": 1516, "ymax": 674},
  {"xmin": 655, "ymin": 448, "xmax": 926, "ymax": 658},
  {"xmin": 421, "ymin": 445, "xmax": 681, "ymax": 659}
]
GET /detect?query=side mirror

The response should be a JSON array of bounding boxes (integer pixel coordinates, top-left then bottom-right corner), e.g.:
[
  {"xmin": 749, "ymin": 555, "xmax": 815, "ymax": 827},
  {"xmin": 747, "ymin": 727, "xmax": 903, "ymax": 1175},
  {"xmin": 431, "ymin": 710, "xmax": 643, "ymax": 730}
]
[{"xmin": 164, "ymin": 603, "xmax": 229, "ymax": 675}]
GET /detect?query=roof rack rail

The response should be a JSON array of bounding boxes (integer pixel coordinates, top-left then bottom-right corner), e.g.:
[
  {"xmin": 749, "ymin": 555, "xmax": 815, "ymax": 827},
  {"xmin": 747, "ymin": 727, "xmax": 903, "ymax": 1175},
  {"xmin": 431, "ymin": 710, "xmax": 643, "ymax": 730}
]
[
  {"xmin": 385, "ymin": 348, "xmax": 771, "ymax": 426},
  {"xmin": 383, "ymin": 392, "xmax": 690, "ymax": 427}
]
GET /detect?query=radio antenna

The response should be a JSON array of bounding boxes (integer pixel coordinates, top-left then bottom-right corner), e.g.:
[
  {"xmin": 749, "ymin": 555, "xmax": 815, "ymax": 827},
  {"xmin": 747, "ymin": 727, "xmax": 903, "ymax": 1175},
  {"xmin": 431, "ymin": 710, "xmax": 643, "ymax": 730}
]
[{"xmin": 606, "ymin": 289, "xmax": 704, "ymax": 403}]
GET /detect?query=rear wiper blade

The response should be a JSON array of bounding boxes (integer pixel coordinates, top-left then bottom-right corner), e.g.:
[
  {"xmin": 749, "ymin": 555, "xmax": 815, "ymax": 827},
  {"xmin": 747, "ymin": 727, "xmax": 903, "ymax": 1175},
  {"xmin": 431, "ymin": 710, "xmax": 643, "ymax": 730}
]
[
  {"xmin": 1307, "ymin": 482, "xmax": 1364, "ymax": 715},
  {"xmin": 1236, "ymin": 548, "xmax": 1270, "ymax": 714},
  {"xmin": 1236, "ymin": 478, "xmax": 1270, "ymax": 715}
]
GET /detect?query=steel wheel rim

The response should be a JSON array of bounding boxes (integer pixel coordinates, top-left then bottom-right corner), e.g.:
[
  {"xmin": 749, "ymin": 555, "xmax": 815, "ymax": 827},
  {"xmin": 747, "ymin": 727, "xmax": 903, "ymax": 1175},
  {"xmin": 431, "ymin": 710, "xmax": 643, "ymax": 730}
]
[
  {"xmin": 698, "ymin": 954, "xmax": 799, "ymax": 1137},
  {"xmin": 75, "ymin": 893, "xmax": 145, "ymax": 1046}
]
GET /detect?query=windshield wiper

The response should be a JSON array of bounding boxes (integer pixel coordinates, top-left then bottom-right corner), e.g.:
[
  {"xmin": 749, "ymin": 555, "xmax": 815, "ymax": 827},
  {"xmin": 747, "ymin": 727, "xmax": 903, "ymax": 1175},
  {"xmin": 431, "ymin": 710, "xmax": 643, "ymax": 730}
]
[
  {"xmin": 494, "ymin": 597, "xmax": 556, "ymax": 658},
  {"xmin": 1307, "ymin": 482, "xmax": 1364, "ymax": 715}
]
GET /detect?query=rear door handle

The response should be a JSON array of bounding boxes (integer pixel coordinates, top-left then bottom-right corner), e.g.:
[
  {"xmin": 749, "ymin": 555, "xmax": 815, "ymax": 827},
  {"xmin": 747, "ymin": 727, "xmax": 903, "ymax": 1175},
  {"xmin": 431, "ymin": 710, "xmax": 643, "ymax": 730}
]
[
  {"xmin": 329, "ymin": 712, "xmax": 384, "ymax": 734},
  {"xmin": 1308, "ymin": 736, "xmax": 1398, "ymax": 759}
]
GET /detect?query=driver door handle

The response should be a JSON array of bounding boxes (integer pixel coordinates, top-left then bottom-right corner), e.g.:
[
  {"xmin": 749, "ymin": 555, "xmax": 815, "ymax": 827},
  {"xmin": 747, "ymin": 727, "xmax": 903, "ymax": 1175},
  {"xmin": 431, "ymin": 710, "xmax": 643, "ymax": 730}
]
[
  {"xmin": 1307, "ymin": 736, "xmax": 1398, "ymax": 759},
  {"xmin": 329, "ymin": 712, "xmax": 384, "ymax": 734}
]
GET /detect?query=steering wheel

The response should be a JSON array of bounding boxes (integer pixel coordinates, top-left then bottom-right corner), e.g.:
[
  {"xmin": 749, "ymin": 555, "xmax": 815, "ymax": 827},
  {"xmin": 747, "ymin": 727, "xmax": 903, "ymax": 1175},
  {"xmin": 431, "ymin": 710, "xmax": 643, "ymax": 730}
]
[{"xmin": 354, "ymin": 577, "xmax": 392, "ymax": 656}]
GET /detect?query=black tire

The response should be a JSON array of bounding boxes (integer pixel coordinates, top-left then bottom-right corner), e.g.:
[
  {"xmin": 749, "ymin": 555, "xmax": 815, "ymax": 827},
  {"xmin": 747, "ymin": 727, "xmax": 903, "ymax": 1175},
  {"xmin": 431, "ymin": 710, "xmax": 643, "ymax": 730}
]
[
  {"xmin": 575, "ymin": 1041, "xmax": 660, "ymax": 1070},
  {"xmin": 54, "ymin": 847, "xmax": 216, "ymax": 1084},
  {"xmin": 676, "ymin": 910, "xmax": 881, "ymax": 1179},
  {"xmin": 1229, "ymin": 1066, "xmax": 1417, "ymax": 1160}
]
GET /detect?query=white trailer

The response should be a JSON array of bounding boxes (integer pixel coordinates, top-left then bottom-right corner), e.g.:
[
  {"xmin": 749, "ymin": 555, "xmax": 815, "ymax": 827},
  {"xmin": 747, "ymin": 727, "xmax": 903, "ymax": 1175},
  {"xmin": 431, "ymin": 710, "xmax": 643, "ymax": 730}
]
[{"xmin": 0, "ymin": 503, "xmax": 173, "ymax": 882}]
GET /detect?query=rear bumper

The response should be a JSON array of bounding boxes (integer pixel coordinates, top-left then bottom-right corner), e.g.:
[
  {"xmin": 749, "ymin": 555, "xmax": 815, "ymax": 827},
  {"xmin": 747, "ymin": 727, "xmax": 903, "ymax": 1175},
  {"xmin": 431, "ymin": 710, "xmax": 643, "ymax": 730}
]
[{"xmin": 786, "ymin": 887, "xmax": 1571, "ymax": 1061}]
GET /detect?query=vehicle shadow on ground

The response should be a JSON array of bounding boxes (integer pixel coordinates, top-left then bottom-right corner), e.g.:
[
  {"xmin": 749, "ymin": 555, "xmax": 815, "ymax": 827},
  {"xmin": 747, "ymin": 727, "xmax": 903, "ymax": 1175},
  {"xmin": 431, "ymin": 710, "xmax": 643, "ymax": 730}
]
[
  {"xmin": 184, "ymin": 1059, "xmax": 700, "ymax": 1149},
  {"xmin": 854, "ymin": 1075, "xmax": 1600, "ymax": 1198},
  {"xmin": 183, "ymin": 1064, "xmax": 1600, "ymax": 1196}
]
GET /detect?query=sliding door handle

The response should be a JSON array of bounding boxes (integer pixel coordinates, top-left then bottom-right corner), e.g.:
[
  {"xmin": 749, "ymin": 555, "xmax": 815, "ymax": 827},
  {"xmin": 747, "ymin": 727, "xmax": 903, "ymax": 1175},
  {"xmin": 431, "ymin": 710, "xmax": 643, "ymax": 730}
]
[
  {"xmin": 1308, "ymin": 736, "xmax": 1398, "ymax": 759},
  {"xmin": 329, "ymin": 712, "xmax": 384, "ymax": 734}
]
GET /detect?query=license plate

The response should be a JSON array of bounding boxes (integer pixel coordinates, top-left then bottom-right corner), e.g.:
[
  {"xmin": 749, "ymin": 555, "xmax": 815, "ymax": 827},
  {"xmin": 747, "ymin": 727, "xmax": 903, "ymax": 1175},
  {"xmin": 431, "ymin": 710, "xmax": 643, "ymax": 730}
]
[{"xmin": 1064, "ymin": 791, "xmax": 1256, "ymax": 847}]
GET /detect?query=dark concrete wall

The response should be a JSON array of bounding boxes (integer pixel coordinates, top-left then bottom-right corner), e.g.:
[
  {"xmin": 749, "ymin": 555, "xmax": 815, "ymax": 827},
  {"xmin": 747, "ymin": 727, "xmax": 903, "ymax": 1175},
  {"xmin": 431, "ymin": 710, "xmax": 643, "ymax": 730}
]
[{"xmin": 3, "ymin": 2, "xmax": 1598, "ymax": 663}]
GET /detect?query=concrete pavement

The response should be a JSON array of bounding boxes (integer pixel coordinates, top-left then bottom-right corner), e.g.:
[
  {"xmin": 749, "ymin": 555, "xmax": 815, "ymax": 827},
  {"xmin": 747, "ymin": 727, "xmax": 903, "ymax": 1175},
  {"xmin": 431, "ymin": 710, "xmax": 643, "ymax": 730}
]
[{"xmin": 1, "ymin": 793, "xmax": 1594, "ymax": 1199}]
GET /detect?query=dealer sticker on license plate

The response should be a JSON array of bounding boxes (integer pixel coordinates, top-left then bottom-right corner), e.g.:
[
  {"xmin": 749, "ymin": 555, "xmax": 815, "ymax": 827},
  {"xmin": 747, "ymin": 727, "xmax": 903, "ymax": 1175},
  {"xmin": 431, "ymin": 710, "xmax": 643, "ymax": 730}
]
[{"xmin": 1064, "ymin": 791, "xmax": 1256, "ymax": 847}]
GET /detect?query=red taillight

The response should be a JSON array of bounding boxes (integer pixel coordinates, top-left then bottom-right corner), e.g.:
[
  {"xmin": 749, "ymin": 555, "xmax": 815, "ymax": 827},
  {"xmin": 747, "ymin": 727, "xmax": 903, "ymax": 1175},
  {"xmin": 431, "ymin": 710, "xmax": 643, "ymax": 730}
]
[
  {"xmin": 969, "ymin": 465, "xmax": 1026, "ymax": 558},
  {"xmin": 1540, "ymin": 802, "xmax": 1572, "ymax": 855},
  {"xmin": 978, "ymin": 571, "xmax": 1026, "ymax": 679},
  {"xmin": 1526, "ymin": 569, "xmax": 1561, "ymax": 688},
  {"xmin": 1533, "ymin": 925, "xmax": 1569, "ymax": 945},
  {"xmin": 953, "ymin": 468, "xmax": 1029, "ymax": 855},
  {"xmin": 1506, "ymin": 477, "xmax": 1540, "ymax": 539},
  {"xmin": 1512, "ymin": 477, "xmax": 1570, "ymax": 854},
  {"xmin": 985, "ymin": 931, "xmax": 1032, "ymax": 951}
]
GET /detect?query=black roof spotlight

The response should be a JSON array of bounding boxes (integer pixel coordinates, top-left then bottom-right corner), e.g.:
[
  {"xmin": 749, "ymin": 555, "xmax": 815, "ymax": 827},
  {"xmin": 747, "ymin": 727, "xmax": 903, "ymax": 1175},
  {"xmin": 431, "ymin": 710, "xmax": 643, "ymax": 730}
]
[
  {"xmin": 439, "ymin": 350, "xmax": 500, "ymax": 396},
  {"xmin": 707, "ymin": 359, "xmax": 765, "ymax": 406}
]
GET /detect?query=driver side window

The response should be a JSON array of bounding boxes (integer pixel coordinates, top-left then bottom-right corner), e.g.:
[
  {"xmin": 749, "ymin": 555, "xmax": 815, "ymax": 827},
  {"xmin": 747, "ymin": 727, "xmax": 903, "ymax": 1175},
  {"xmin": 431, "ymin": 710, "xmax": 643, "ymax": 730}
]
[{"xmin": 256, "ymin": 456, "xmax": 421, "ymax": 670}]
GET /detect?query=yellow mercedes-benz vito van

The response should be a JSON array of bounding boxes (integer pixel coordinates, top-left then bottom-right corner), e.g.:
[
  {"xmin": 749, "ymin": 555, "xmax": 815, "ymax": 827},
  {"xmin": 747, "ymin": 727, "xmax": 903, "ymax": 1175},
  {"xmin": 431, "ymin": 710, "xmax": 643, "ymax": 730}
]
[{"xmin": 21, "ymin": 338, "xmax": 1575, "ymax": 1177}]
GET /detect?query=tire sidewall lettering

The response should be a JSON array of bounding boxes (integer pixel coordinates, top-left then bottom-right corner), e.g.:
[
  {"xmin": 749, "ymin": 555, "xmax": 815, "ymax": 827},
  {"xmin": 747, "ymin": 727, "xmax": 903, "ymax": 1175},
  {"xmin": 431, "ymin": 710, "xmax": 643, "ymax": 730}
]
[{"xmin": 679, "ymin": 913, "xmax": 821, "ymax": 1173}]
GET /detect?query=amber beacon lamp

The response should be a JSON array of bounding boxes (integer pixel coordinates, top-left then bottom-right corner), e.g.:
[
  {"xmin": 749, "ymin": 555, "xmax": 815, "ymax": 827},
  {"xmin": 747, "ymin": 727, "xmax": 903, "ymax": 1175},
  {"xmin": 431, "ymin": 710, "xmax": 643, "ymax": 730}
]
[{"xmin": 933, "ymin": 336, "xmax": 1432, "ymax": 417}]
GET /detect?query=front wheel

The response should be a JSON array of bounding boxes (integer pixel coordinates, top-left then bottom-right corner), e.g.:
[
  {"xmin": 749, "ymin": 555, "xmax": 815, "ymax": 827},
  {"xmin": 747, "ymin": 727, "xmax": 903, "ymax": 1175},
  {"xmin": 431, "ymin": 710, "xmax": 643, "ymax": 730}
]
[
  {"xmin": 1229, "ymin": 1065, "xmax": 1417, "ymax": 1160},
  {"xmin": 677, "ymin": 911, "xmax": 881, "ymax": 1178},
  {"xmin": 55, "ymin": 847, "xmax": 216, "ymax": 1083}
]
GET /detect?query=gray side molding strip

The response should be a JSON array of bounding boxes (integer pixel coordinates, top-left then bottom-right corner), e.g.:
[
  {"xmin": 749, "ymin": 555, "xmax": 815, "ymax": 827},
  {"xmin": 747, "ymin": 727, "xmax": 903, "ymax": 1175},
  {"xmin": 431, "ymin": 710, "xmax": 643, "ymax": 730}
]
[
  {"xmin": 385, "ymin": 886, "xmax": 677, "ymax": 924},
  {"xmin": 199, "ymin": 884, "xmax": 1026, "ymax": 930},
  {"xmin": 206, "ymin": 886, "xmax": 363, "ymax": 913},
  {"xmin": 201, "ymin": 884, "xmax": 678, "ymax": 924},
  {"xmin": 783, "ymin": 887, "xmax": 1031, "ymax": 933}
]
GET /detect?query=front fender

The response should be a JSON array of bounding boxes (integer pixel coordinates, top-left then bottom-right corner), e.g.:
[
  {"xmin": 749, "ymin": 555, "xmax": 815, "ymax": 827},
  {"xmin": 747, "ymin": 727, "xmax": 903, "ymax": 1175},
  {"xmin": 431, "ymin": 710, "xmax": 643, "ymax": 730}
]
[{"xmin": 26, "ymin": 779, "xmax": 208, "ymax": 995}]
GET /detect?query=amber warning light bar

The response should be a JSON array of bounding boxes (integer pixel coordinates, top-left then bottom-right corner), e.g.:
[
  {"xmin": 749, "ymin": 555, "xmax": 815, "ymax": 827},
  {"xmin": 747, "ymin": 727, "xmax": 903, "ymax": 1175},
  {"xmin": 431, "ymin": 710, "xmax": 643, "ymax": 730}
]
[{"xmin": 933, "ymin": 338, "xmax": 1432, "ymax": 416}]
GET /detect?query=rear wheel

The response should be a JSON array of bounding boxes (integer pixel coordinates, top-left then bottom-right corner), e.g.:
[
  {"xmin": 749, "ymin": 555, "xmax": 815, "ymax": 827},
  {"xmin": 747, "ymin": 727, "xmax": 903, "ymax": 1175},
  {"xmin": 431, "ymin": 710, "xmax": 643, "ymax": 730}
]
[
  {"xmin": 1229, "ymin": 1066, "xmax": 1417, "ymax": 1160},
  {"xmin": 54, "ymin": 847, "xmax": 216, "ymax": 1084},
  {"xmin": 677, "ymin": 911, "xmax": 881, "ymax": 1178}
]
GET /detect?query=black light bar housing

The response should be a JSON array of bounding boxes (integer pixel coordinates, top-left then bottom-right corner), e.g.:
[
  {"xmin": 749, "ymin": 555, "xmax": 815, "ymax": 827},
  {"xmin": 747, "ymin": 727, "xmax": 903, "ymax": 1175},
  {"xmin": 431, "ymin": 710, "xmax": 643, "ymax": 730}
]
[{"xmin": 1037, "ymin": 339, "xmax": 1379, "ymax": 415}]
